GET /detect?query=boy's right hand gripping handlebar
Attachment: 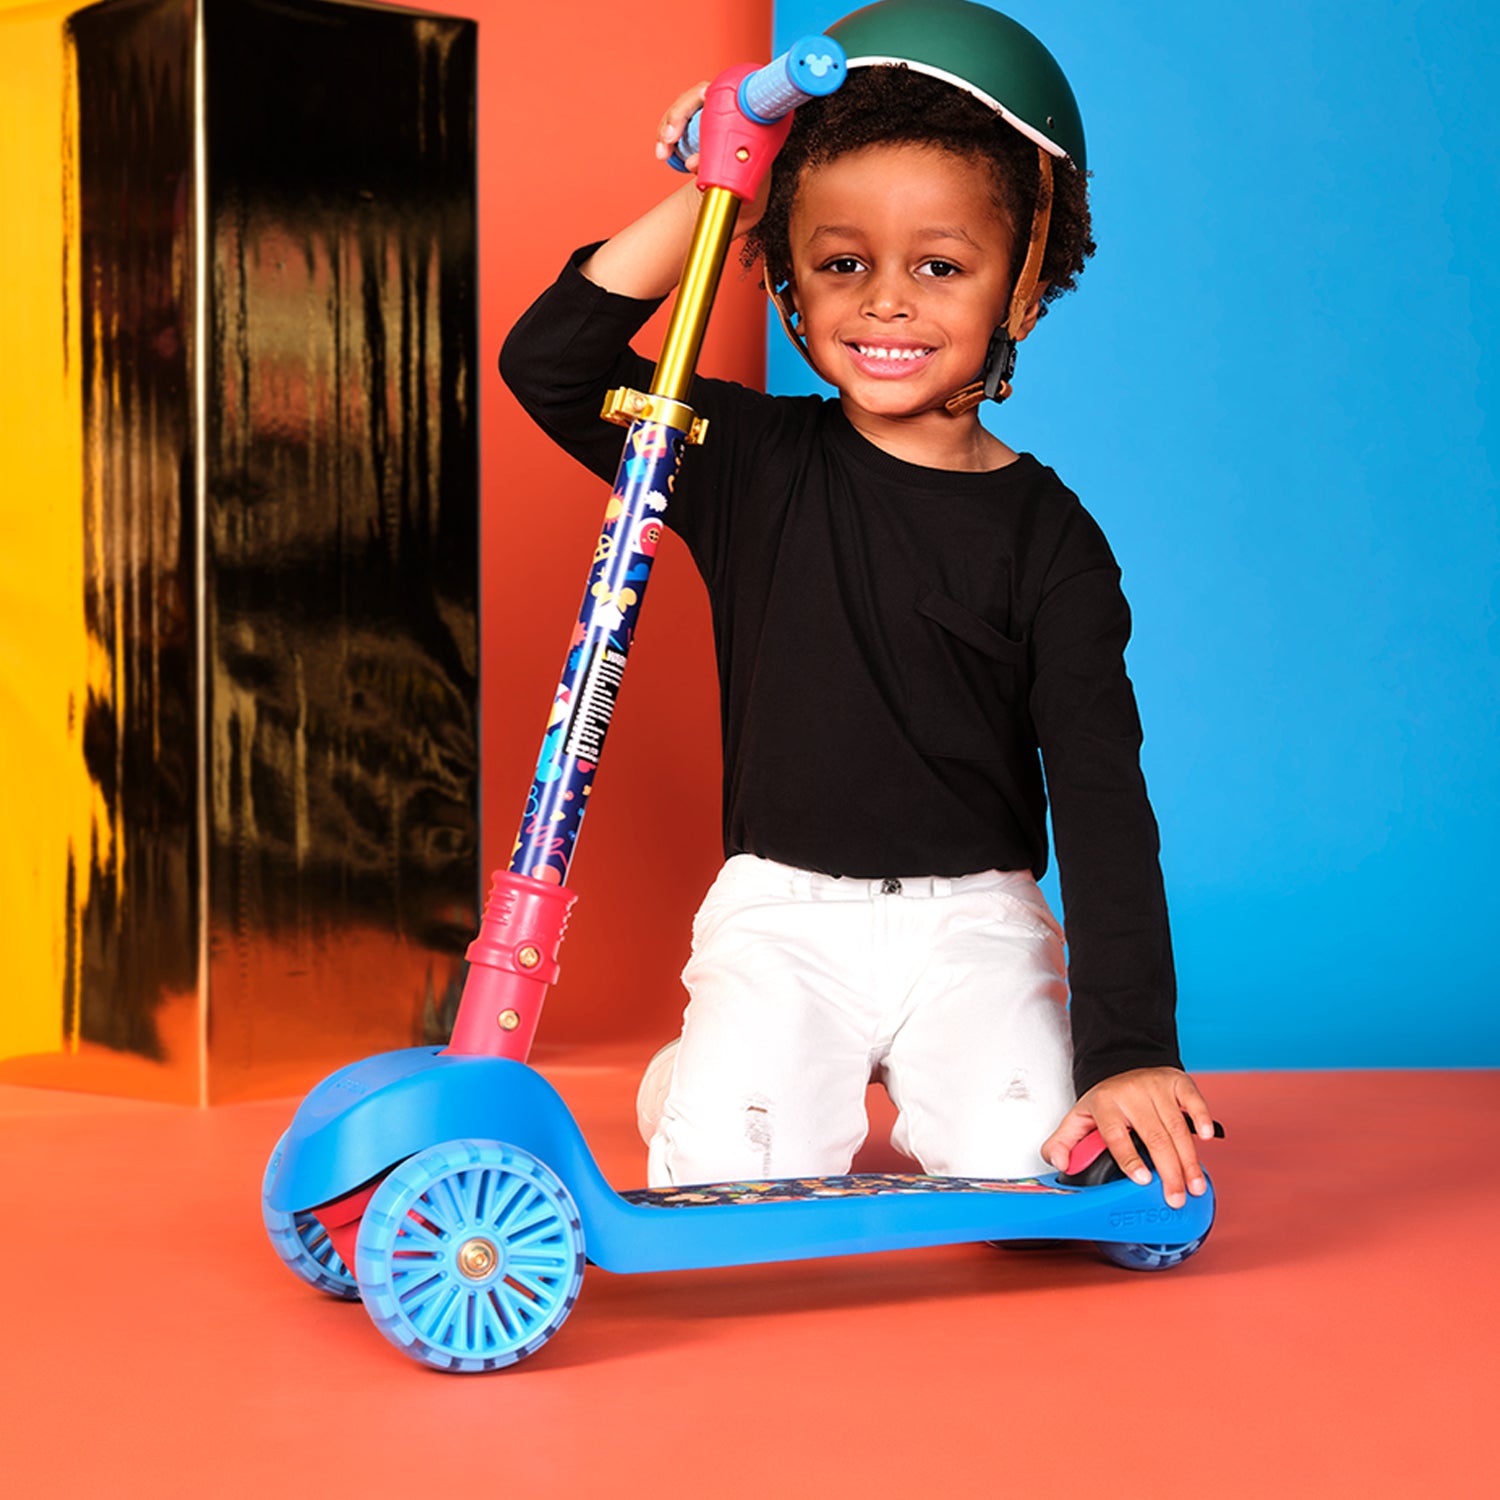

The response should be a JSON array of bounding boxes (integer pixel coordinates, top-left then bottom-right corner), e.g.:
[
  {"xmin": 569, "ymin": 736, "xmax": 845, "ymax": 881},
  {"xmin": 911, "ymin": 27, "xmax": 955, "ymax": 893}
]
[
  {"xmin": 669, "ymin": 35, "xmax": 847, "ymax": 196},
  {"xmin": 445, "ymin": 40, "xmax": 844, "ymax": 1063}
]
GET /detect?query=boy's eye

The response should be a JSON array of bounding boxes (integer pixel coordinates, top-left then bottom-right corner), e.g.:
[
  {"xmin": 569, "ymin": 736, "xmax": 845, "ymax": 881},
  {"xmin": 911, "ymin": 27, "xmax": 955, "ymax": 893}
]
[
  {"xmin": 819, "ymin": 255, "xmax": 866, "ymax": 274},
  {"xmin": 919, "ymin": 259, "xmax": 962, "ymax": 279}
]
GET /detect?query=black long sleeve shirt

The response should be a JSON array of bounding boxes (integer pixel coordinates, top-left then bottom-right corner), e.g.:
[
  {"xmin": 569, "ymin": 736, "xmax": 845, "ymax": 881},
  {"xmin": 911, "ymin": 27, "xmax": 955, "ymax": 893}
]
[{"xmin": 500, "ymin": 248, "xmax": 1182, "ymax": 1095}]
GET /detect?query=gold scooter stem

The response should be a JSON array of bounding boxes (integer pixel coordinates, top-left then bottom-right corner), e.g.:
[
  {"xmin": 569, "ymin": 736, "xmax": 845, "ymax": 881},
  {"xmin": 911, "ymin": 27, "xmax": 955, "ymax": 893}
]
[{"xmin": 649, "ymin": 186, "xmax": 742, "ymax": 405}]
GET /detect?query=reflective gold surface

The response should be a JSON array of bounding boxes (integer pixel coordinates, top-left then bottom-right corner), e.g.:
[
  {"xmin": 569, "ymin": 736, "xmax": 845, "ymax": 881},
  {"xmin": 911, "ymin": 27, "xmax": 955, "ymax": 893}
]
[
  {"xmin": 0, "ymin": 0, "xmax": 479, "ymax": 1103},
  {"xmin": 70, "ymin": 0, "xmax": 200, "ymax": 1091}
]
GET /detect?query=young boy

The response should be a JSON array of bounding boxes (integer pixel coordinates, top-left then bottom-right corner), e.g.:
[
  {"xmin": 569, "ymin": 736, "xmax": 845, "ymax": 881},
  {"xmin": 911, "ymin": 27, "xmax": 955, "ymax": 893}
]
[{"xmin": 501, "ymin": 0, "xmax": 1215, "ymax": 1206}]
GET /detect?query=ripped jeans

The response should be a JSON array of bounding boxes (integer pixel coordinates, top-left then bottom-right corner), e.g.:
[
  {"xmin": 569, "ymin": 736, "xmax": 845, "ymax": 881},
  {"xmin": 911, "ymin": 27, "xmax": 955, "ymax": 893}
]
[{"xmin": 645, "ymin": 855, "xmax": 1075, "ymax": 1187}]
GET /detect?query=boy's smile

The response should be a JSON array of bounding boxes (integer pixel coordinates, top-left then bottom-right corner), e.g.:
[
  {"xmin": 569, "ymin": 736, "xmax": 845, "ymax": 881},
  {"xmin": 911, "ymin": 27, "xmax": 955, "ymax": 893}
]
[{"xmin": 786, "ymin": 142, "xmax": 1023, "ymax": 466}]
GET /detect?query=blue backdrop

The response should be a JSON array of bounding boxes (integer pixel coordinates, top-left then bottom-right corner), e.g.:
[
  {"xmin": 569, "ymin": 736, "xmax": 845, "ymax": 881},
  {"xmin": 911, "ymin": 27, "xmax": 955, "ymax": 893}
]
[{"xmin": 771, "ymin": 0, "xmax": 1499, "ymax": 1070}]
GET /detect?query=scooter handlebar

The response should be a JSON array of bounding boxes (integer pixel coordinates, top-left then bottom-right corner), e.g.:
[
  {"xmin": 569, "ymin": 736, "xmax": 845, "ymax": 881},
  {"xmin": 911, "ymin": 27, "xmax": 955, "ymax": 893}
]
[{"xmin": 669, "ymin": 35, "xmax": 846, "ymax": 171}]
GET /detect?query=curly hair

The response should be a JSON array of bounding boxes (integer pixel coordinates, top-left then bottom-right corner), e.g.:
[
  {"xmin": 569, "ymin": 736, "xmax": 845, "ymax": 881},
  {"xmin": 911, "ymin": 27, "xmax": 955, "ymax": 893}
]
[{"xmin": 742, "ymin": 65, "xmax": 1094, "ymax": 320}]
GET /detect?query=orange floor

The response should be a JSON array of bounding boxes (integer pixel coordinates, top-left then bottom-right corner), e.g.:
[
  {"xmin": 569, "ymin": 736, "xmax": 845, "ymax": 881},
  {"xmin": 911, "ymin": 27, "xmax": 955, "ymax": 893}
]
[{"xmin": 2, "ymin": 1060, "xmax": 1495, "ymax": 1498}]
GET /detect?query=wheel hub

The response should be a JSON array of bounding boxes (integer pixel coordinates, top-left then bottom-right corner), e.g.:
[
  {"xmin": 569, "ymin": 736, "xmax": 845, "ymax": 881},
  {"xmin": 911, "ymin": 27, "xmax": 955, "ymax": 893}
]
[{"xmin": 456, "ymin": 1236, "xmax": 500, "ymax": 1279}]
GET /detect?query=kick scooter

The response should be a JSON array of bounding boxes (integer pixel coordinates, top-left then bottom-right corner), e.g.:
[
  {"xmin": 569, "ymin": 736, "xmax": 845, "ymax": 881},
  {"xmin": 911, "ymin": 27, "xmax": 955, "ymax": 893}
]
[{"xmin": 262, "ymin": 35, "xmax": 1221, "ymax": 1373}]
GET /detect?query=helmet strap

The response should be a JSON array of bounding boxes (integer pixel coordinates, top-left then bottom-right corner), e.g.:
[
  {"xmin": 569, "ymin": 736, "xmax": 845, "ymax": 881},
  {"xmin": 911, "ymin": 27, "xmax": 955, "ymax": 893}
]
[
  {"xmin": 944, "ymin": 146, "xmax": 1054, "ymax": 414},
  {"xmin": 764, "ymin": 266, "xmax": 821, "ymax": 374}
]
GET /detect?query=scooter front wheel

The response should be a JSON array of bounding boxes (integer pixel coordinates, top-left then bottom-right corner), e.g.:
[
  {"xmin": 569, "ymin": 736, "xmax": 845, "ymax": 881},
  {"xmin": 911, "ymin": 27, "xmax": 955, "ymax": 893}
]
[
  {"xmin": 261, "ymin": 1130, "xmax": 360, "ymax": 1300},
  {"xmin": 355, "ymin": 1138, "xmax": 586, "ymax": 1373}
]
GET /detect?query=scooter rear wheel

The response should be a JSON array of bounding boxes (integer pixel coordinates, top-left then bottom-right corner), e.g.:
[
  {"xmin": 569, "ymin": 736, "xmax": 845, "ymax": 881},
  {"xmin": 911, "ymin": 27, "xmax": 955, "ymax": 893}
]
[
  {"xmin": 1095, "ymin": 1229, "xmax": 1210, "ymax": 1271},
  {"xmin": 261, "ymin": 1130, "xmax": 360, "ymax": 1300},
  {"xmin": 355, "ymin": 1138, "xmax": 586, "ymax": 1373}
]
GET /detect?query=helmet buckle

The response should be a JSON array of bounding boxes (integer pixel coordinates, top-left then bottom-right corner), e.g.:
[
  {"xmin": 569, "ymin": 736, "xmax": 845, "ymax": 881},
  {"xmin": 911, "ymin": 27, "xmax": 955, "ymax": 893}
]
[{"xmin": 981, "ymin": 329, "xmax": 1017, "ymax": 402}]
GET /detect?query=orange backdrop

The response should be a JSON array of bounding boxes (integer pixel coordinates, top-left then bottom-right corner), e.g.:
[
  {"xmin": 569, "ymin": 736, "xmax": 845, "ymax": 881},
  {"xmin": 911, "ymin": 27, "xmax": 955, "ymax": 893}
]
[{"xmin": 464, "ymin": 1, "xmax": 774, "ymax": 1049}]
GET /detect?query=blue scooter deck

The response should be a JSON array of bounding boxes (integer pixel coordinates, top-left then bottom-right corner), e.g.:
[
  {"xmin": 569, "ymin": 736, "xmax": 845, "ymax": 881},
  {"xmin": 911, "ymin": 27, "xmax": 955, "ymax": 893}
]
[{"xmin": 269, "ymin": 1048, "xmax": 1213, "ymax": 1276}]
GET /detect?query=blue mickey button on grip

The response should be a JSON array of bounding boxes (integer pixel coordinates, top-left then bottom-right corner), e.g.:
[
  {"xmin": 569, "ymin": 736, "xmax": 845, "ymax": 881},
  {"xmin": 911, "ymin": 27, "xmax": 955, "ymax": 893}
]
[{"xmin": 738, "ymin": 34, "xmax": 847, "ymax": 123}]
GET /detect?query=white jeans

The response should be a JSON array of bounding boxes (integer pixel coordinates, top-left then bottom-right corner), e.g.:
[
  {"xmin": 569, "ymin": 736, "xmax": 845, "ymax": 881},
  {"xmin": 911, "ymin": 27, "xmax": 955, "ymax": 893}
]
[{"xmin": 644, "ymin": 855, "xmax": 1074, "ymax": 1187}]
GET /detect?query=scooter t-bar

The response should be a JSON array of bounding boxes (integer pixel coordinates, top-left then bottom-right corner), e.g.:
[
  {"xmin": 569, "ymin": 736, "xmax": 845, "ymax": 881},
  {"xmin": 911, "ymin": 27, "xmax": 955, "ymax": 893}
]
[{"xmin": 444, "ymin": 38, "xmax": 846, "ymax": 1061}]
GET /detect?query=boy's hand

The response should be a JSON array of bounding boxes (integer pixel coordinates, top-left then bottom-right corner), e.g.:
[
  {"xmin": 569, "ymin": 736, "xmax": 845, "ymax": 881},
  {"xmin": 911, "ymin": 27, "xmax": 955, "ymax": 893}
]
[
  {"xmin": 1041, "ymin": 1067, "xmax": 1217, "ymax": 1209},
  {"xmin": 654, "ymin": 82, "xmax": 709, "ymax": 174},
  {"xmin": 652, "ymin": 81, "xmax": 773, "ymax": 236}
]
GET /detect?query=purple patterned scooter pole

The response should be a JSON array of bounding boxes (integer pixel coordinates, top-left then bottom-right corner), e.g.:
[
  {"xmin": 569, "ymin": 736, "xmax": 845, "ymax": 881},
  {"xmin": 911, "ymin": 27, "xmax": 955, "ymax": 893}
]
[{"xmin": 445, "ymin": 38, "xmax": 846, "ymax": 1061}]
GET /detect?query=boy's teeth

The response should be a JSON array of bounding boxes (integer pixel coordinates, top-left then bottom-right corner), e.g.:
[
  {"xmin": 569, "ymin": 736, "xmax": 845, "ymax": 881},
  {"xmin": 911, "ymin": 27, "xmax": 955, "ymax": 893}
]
[{"xmin": 856, "ymin": 344, "xmax": 929, "ymax": 361}]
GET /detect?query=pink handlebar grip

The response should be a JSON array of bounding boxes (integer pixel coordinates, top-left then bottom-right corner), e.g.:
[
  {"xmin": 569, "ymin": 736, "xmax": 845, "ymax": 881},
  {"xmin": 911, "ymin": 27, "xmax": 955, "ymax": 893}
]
[
  {"xmin": 443, "ymin": 870, "xmax": 577, "ymax": 1060},
  {"xmin": 694, "ymin": 64, "xmax": 794, "ymax": 201}
]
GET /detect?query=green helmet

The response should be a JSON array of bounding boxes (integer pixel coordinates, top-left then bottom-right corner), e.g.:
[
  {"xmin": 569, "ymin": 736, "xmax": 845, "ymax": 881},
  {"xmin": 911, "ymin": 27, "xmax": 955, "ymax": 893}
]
[{"xmin": 828, "ymin": 0, "xmax": 1086, "ymax": 172}]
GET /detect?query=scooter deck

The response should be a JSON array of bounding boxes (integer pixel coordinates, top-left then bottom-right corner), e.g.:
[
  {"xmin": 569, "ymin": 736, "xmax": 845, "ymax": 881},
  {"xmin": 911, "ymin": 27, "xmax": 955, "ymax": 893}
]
[{"xmin": 269, "ymin": 1048, "xmax": 1213, "ymax": 1276}]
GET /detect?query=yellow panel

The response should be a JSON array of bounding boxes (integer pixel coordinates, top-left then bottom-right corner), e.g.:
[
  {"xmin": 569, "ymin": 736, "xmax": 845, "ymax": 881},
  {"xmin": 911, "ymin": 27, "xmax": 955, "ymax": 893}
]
[{"xmin": 0, "ymin": 1, "xmax": 97, "ymax": 1063}]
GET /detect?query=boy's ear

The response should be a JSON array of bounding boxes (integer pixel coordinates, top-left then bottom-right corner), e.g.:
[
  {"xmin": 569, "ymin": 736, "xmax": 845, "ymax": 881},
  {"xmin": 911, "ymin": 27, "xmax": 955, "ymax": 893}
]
[
  {"xmin": 1014, "ymin": 280, "xmax": 1050, "ymax": 342},
  {"xmin": 1013, "ymin": 281, "xmax": 1049, "ymax": 342}
]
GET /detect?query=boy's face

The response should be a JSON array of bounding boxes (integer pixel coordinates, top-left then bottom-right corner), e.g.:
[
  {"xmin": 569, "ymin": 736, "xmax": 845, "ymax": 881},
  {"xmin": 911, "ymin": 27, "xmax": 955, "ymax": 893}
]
[{"xmin": 785, "ymin": 143, "xmax": 1016, "ymax": 432}]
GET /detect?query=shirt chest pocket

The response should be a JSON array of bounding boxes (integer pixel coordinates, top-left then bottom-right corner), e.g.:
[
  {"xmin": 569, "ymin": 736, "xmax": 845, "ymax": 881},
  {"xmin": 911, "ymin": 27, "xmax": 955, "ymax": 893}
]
[{"xmin": 904, "ymin": 589, "xmax": 1029, "ymax": 760}]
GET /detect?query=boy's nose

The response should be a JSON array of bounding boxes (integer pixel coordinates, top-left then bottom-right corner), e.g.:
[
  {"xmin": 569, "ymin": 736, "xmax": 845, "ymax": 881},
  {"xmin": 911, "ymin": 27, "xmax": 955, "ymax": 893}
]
[{"xmin": 861, "ymin": 268, "xmax": 911, "ymax": 319}]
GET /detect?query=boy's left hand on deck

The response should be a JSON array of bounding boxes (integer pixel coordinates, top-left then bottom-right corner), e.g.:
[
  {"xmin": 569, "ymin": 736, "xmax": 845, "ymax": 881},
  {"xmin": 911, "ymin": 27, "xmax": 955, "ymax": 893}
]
[{"xmin": 1041, "ymin": 1068, "xmax": 1216, "ymax": 1209}]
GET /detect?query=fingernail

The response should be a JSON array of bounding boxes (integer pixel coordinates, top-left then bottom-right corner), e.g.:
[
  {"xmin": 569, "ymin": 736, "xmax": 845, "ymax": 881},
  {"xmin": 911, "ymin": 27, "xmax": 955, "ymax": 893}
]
[
  {"xmin": 1131, "ymin": 1168, "xmax": 1152, "ymax": 1186},
  {"xmin": 1191, "ymin": 1177, "xmax": 1206, "ymax": 1195}
]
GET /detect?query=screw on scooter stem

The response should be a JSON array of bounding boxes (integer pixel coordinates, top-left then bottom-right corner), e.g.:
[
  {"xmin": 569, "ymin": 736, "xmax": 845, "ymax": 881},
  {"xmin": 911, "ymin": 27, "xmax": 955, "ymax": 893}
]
[{"xmin": 669, "ymin": 34, "xmax": 847, "ymax": 176}]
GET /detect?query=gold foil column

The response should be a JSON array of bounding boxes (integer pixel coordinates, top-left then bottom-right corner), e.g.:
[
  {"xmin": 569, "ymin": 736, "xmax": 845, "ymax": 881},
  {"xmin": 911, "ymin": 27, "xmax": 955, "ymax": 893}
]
[{"xmin": 0, "ymin": 0, "xmax": 480, "ymax": 1104}]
